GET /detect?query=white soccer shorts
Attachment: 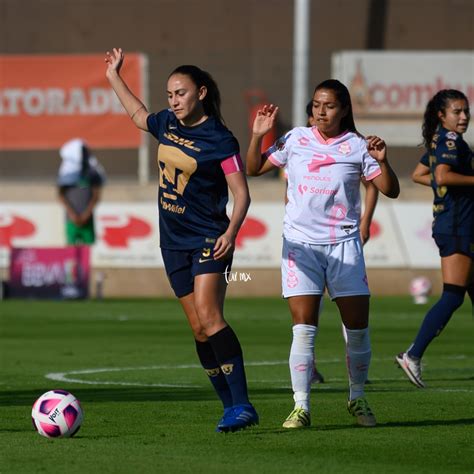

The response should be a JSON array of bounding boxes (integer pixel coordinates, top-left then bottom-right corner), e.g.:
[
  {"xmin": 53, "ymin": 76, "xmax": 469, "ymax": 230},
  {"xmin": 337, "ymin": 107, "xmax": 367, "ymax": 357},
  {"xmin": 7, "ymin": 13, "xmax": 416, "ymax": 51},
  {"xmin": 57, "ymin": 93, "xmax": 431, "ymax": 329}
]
[{"xmin": 281, "ymin": 237, "xmax": 370, "ymax": 299}]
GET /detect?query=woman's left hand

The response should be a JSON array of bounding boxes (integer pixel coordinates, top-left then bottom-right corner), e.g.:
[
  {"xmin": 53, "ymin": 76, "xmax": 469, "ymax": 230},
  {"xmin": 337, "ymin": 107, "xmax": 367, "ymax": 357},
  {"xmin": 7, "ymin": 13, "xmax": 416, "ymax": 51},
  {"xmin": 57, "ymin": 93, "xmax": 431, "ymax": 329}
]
[
  {"xmin": 213, "ymin": 232, "xmax": 235, "ymax": 260},
  {"xmin": 366, "ymin": 135, "xmax": 387, "ymax": 162}
]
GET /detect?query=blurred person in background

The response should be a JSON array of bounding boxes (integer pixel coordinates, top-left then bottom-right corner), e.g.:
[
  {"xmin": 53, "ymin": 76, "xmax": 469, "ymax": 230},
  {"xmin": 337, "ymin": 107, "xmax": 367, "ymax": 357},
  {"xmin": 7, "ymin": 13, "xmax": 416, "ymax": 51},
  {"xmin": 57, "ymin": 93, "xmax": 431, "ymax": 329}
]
[
  {"xmin": 105, "ymin": 48, "xmax": 258, "ymax": 433},
  {"xmin": 247, "ymin": 79, "xmax": 399, "ymax": 429},
  {"xmin": 57, "ymin": 138, "xmax": 106, "ymax": 245},
  {"xmin": 396, "ymin": 89, "xmax": 474, "ymax": 388}
]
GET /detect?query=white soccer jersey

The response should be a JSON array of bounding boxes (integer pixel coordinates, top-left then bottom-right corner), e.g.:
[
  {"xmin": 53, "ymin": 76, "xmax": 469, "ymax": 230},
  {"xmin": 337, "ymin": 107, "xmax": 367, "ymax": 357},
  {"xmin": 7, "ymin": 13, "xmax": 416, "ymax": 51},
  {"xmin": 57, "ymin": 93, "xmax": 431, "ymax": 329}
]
[{"xmin": 267, "ymin": 127, "xmax": 381, "ymax": 244}]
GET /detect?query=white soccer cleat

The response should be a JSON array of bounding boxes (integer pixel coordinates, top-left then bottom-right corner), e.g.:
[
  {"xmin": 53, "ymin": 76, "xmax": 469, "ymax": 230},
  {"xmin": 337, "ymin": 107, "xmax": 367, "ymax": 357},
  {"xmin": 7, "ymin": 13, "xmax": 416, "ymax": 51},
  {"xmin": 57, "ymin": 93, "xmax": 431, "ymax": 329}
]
[{"xmin": 395, "ymin": 352, "xmax": 425, "ymax": 388}]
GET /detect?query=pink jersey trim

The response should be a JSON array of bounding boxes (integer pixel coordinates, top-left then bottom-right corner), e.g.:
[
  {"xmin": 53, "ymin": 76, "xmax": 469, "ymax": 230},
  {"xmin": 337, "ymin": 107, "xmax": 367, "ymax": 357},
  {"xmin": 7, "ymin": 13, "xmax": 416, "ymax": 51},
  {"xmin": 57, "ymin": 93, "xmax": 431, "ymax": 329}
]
[
  {"xmin": 366, "ymin": 168, "xmax": 382, "ymax": 181},
  {"xmin": 312, "ymin": 127, "xmax": 349, "ymax": 145},
  {"xmin": 221, "ymin": 154, "xmax": 243, "ymax": 175},
  {"xmin": 267, "ymin": 153, "xmax": 284, "ymax": 168}
]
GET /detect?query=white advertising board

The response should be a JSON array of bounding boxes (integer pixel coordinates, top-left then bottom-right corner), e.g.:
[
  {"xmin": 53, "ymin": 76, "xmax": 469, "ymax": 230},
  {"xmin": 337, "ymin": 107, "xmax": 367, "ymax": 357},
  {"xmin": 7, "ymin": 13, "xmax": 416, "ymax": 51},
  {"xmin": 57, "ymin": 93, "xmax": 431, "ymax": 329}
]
[
  {"xmin": 391, "ymin": 202, "xmax": 439, "ymax": 268},
  {"xmin": 332, "ymin": 51, "xmax": 474, "ymax": 146},
  {"xmin": 362, "ymin": 203, "xmax": 409, "ymax": 268},
  {"xmin": 0, "ymin": 201, "xmax": 440, "ymax": 269}
]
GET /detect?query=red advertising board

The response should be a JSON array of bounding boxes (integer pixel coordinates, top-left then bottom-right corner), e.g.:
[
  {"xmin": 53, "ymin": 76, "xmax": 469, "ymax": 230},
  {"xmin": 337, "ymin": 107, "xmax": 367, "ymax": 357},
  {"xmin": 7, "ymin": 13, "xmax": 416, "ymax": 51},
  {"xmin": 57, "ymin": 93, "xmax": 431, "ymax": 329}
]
[{"xmin": 0, "ymin": 54, "xmax": 143, "ymax": 150}]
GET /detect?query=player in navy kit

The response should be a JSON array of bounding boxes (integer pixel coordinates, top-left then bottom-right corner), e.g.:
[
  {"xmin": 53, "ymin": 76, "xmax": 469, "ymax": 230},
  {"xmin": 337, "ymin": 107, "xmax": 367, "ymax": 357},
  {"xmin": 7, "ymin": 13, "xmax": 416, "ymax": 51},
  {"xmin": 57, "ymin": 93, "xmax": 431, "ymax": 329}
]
[
  {"xmin": 105, "ymin": 48, "xmax": 258, "ymax": 432},
  {"xmin": 396, "ymin": 89, "xmax": 474, "ymax": 388}
]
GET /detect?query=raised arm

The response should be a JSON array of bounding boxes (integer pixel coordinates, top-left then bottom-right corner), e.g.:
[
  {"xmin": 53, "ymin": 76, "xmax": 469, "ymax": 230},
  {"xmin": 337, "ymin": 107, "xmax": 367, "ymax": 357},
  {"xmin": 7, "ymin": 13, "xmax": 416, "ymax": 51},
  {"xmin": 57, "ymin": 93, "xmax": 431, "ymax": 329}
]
[
  {"xmin": 366, "ymin": 135, "xmax": 400, "ymax": 198},
  {"xmin": 105, "ymin": 48, "xmax": 150, "ymax": 131},
  {"xmin": 246, "ymin": 104, "xmax": 279, "ymax": 176}
]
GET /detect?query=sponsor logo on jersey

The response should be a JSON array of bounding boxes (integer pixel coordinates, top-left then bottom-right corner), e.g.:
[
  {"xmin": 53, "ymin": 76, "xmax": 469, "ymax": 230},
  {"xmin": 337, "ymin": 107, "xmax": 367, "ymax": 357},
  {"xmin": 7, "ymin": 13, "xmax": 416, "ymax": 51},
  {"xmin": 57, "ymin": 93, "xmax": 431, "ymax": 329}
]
[
  {"xmin": 446, "ymin": 131, "xmax": 458, "ymax": 140},
  {"xmin": 303, "ymin": 174, "xmax": 331, "ymax": 182},
  {"xmin": 445, "ymin": 140, "xmax": 456, "ymax": 150},
  {"xmin": 307, "ymin": 153, "xmax": 336, "ymax": 173},
  {"xmin": 340, "ymin": 225, "xmax": 355, "ymax": 234},
  {"xmin": 159, "ymin": 196, "xmax": 186, "ymax": 214},
  {"xmin": 163, "ymin": 131, "xmax": 201, "ymax": 152}
]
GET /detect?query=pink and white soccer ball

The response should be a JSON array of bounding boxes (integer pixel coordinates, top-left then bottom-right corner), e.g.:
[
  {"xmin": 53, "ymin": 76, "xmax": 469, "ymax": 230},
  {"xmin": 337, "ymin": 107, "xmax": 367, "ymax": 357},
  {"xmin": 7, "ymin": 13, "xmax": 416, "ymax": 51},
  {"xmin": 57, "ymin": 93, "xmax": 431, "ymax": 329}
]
[
  {"xmin": 409, "ymin": 276, "xmax": 432, "ymax": 304},
  {"xmin": 31, "ymin": 390, "xmax": 83, "ymax": 438}
]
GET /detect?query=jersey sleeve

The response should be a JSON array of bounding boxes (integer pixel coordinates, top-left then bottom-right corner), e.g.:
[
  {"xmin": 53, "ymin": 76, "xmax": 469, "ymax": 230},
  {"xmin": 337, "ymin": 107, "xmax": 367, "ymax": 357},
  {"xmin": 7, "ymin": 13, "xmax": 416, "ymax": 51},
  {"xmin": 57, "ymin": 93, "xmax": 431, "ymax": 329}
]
[
  {"xmin": 218, "ymin": 134, "xmax": 240, "ymax": 160},
  {"xmin": 419, "ymin": 152, "xmax": 430, "ymax": 167},
  {"xmin": 435, "ymin": 132, "xmax": 462, "ymax": 166},
  {"xmin": 263, "ymin": 132, "xmax": 293, "ymax": 168},
  {"xmin": 146, "ymin": 109, "xmax": 169, "ymax": 141},
  {"xmin": 359, "ymin": 139, "xmax": 382, "ymax": 181}
]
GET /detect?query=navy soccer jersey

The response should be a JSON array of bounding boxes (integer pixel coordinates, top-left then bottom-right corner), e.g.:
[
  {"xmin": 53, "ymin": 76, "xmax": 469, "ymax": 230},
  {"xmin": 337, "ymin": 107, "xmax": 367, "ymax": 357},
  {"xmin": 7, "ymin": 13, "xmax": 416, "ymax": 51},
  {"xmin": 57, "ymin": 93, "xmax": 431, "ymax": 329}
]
[
  {"xmin": 425, "ymin": 126, "xmax": 474, "ymax": 236},
  {"xmin": 147, "ymin": 109, "xmax": 240, "ymax": 249}
]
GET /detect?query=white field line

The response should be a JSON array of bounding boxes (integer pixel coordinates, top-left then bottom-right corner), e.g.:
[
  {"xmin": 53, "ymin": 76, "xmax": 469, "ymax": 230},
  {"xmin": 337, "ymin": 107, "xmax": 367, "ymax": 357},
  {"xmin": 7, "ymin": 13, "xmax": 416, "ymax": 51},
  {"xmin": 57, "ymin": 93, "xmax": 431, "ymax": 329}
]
[{"xmin": 45, "ymin": 355, "xmax": 473, "ymax": 393}]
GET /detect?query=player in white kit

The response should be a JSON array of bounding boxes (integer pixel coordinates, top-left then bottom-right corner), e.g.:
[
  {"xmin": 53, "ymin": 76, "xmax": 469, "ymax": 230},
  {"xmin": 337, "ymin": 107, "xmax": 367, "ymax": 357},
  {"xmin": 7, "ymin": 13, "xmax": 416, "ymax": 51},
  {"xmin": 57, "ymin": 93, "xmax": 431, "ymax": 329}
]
[{"xmin": 246, "ymin": 79, "xmax": 400, "ymax": 428}]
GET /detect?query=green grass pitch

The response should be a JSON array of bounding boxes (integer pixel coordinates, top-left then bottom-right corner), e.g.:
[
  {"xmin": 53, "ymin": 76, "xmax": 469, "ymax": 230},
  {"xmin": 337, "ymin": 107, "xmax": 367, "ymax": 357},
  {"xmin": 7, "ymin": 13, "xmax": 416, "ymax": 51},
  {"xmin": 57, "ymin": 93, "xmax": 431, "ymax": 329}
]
[{"xmin": 1, "ymin": 296, "xmax": 472, "ymax": 473}]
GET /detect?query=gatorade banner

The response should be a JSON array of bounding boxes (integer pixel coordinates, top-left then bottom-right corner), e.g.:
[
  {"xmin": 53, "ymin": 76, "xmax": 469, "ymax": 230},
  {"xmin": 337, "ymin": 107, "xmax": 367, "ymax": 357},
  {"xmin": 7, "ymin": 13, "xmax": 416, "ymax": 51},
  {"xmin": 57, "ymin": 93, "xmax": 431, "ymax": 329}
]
[
  {"xmin": 0, "ymin": 54, "xmax": 144, "ymax": 150},
  {"xmin": 9, "ymin": 246, "xmax": 90, "ymax": 299}
]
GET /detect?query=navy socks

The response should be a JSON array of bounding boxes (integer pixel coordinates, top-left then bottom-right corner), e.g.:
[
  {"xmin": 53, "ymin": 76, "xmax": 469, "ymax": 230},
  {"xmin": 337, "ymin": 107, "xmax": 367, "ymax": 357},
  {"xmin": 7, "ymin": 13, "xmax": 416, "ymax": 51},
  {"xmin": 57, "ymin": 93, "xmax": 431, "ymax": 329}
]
[
  {"xmin": 208, "ymin": 326, "xmax": 250, "ymax": 406},
  {"xmin": 195, "ymin": 339, "xmax": 233, "ymax": 409},
  {"xmin": 409, "ymin": 284, "xmax": 466, "ymax": 359}
]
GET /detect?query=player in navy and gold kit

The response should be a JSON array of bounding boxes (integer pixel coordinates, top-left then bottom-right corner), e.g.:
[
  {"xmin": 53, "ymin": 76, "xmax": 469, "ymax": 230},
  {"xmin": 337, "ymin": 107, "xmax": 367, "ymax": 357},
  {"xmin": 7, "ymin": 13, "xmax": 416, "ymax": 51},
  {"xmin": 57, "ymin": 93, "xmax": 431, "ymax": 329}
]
[
  {"xmin": 397, "ymin": 89, "xmax": 474, "ymax": 388},
  {"xmin": 105, "ymin": 48, "xmax": 258, "ymax": 432}
]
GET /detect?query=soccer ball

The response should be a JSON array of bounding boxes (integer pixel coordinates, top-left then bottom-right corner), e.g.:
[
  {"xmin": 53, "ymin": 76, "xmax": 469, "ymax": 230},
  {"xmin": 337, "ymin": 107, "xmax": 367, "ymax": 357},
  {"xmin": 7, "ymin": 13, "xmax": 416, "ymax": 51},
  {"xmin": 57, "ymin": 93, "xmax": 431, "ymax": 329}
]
[
  {"xmin": 31, "ymin": 390, "xmax": 83, "ymax": 438},
  {"xmin": 409, "ymin": 276, "xmax": 432, "ymax": 304}
]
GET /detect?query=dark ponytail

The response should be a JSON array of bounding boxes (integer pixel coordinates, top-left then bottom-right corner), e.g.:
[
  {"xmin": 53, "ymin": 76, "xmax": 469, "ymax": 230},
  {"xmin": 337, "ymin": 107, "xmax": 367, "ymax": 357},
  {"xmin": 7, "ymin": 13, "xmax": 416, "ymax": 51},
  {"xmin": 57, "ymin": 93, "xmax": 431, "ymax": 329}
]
[
  {"xmin": 170, "ymin": 65, "xmax": 223, "ymax": 124},
  {"xmin": 313, "ymin": 79, "xmax": 359, "ymax": 134},
  {"xmin": 422, "ymin": 89, "xmax": 468, "ymax": 149}
]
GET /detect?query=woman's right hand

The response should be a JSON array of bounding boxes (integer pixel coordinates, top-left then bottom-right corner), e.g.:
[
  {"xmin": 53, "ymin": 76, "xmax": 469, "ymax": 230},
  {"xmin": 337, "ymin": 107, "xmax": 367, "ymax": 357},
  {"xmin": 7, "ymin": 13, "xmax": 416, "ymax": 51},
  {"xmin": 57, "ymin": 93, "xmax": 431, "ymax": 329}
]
[
  {"xmin": 252, "ymin": 104, "xmax": 279, "ymax": 137},
  {"xmin": 104, "ymin": 48, "xmax": 124, "ymax": 77}
]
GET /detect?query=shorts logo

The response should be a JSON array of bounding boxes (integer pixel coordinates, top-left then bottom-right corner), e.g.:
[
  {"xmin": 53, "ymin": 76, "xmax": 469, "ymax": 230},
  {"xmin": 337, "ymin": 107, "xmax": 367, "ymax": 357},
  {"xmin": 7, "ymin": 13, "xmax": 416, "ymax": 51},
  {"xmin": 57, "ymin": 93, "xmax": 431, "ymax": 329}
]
[
  {"xmin": 220, "ymin": 364, "xmax": 234, "ymax": 375},
  {"xmin": 205, "ymin": 368, "xmax": 221, "ymax": 377},
  {"xmin": 287, "ymin": 271, "xmax": 299, "ymax": 288},
  {"xmin": 199, "ymin": 247, "xmax": 213, "ymax": 264}
]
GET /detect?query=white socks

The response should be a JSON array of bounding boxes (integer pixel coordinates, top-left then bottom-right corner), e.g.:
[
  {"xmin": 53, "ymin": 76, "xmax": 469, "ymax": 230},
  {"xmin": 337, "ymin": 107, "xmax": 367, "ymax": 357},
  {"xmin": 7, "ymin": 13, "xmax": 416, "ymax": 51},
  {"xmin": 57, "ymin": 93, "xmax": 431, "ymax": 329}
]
[
  {"xmin": 345, "ymin": 326, "xmax": 371, "ymax": 400},
  {"xmin": 289, "ymin": 324, "xmax": 317, "ymax": 412}
]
